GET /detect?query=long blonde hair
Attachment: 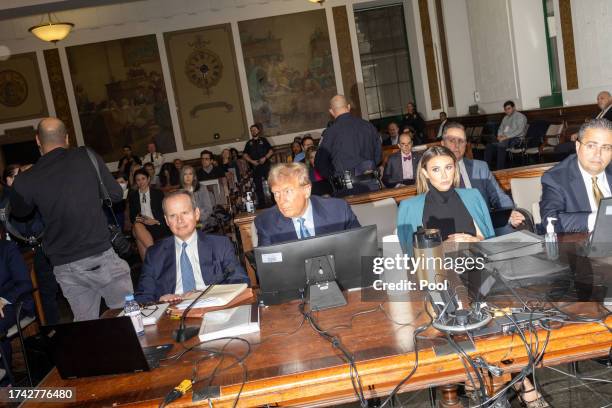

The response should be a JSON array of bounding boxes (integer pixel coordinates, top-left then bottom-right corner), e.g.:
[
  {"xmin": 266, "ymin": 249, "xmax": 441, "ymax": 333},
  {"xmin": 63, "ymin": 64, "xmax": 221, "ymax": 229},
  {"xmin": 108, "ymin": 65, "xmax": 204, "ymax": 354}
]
[{"xmin": 416, "ymin": 146, "xmax": 460, "ymax": 194}]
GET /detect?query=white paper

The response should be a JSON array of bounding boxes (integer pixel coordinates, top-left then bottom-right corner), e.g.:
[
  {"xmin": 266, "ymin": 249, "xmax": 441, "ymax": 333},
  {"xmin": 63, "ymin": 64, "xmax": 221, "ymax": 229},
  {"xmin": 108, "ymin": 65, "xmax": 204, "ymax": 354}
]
[{"xmin": 606, "ymin": 205, "xmax": 612, "ymax": 215}]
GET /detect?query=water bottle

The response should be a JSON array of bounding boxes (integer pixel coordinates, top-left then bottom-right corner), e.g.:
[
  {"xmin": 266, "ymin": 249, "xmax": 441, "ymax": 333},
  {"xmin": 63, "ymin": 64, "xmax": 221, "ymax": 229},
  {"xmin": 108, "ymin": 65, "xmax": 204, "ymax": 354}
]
[
  {"xmin": 245, "ymin": 192, "xmax": 255, "ymax": 213},
  {"xmin": 544, "ymin": 217, "xmax": 558, "ymax": 260},
  {"xmin": 124, "ymin": 294, "xmax": 144, "ymax": 336}
]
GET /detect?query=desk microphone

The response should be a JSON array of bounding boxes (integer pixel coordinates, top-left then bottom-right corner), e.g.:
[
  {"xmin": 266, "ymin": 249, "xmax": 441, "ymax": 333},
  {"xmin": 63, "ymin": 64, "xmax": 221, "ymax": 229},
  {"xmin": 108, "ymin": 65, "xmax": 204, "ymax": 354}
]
[{"xmin": 173, "ymin": 265, "xmax": 233, "ymax": 342}]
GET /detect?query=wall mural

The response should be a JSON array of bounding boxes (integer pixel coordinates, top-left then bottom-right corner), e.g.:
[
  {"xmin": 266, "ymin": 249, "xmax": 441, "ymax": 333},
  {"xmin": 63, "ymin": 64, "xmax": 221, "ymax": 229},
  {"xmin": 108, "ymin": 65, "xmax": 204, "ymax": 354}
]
[
  {"xmin": 164, "ymin": 24, "xmax": 248, "ymax": 149},
  {"xmin": 238, "ymin": 10, "xmax": 337, "ymax": 136},
  {"xmin": 0, "ymin": 52, "xmax": 48, "ymax": 124},
  {"xmin": 66, "ymin": 34, "xmax": 176, "ymax": 162}
]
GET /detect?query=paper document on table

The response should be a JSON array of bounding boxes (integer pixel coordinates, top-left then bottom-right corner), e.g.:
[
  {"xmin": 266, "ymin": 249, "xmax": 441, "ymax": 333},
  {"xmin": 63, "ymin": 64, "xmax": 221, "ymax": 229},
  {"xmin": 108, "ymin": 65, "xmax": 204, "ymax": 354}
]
[{"xmin": 174, "ymin": 283, "xmax": 247, "ymax": 310}]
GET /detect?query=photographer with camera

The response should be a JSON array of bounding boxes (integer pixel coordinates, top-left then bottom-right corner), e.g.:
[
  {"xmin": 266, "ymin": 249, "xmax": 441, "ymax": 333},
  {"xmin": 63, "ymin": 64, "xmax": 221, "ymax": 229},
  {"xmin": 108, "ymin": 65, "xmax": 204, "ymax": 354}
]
[{"xmin": 10, "ymin": 117, "xmax": 133, "ymax": 322}]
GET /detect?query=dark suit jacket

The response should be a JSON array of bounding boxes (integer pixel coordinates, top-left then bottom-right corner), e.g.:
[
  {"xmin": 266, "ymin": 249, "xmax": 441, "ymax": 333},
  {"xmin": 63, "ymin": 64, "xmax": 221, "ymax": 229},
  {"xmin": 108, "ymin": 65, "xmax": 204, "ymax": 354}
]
[
  {"xmin": 540, "ymin": 154, "xmax": 612, "ymax": 232},
  {"xmin": 135, "ymin": 231, "xmax": 249, "ymax": 303},
  {"xmin": 460, "ymin": 158, "xmax": 514, "ymax": 210},
  {"xmin": 128, "ymin": 188, "xmax": 166, "ymax": 226},
  {"xmin": 254, "ymin": 195, "xmax": 361, "ymax": 246},
  {"xmin": 382, "ymin": 151, "xmax": 419, "ymax": 187},
  {"xmin": 0, "ymin": 241, "xmax": 34, "ymax": 315}
]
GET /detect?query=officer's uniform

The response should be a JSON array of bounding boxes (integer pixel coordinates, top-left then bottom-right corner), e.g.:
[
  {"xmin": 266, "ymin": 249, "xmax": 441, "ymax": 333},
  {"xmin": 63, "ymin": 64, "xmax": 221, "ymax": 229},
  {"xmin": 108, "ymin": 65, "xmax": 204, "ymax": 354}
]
[{"xmin": 243, "ymin": 136, "xmax": 273, "ymax": 206}]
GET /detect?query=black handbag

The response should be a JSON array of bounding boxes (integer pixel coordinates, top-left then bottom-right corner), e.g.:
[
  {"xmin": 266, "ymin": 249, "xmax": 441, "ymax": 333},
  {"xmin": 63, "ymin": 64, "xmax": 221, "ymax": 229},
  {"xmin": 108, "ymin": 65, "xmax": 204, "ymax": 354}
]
[{"xmin": 85, "ymin": 148, "xmax": 132, "ymax": 258}]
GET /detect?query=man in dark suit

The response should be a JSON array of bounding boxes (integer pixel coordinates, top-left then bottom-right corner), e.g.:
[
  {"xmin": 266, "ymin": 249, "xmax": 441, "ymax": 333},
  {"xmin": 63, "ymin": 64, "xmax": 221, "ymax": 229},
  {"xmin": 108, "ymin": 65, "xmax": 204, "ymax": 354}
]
[
  {"xmin": 382, "ymin": 131, "xmax": 419, "ymax": 187},
  {"xmin": 254, "ymin": 162, "xmax": 361, "ymax": 246},
  {"xmin": 540, "ymin": 118, "xmax": 612, "ymax": 233},
  {"xmin": 135, "ymin": 190, "xmax": 248, "ymax": 304},
  {"xmin": 382, "ymin": 122, "xmax": 401, "ymax": 146},
  {"xmin": 441, "ymin": 122, "xmax": 525, "ymax": 235},
  {"xmin": 0, "ymin": 240, "xmax": 34, "ymax": 385}
]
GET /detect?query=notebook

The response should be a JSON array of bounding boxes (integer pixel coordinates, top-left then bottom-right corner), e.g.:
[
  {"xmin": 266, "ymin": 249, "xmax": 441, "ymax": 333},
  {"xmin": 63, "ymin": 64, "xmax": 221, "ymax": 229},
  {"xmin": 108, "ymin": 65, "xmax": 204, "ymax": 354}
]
[
  {"xmin": 174, "ymin": 283, "xmax": 248, "ymax": 310},
  {"xmin": 198, "ymin": 304, "xmax": 260, "ymax": 342}
]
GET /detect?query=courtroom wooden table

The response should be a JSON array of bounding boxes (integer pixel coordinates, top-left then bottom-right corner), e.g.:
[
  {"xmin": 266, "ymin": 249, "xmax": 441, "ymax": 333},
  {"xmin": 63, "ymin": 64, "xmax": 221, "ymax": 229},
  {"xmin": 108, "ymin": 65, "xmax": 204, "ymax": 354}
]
[{"xmin": 27, "ymin": 282, "xmax": 611, "ymax": 407}]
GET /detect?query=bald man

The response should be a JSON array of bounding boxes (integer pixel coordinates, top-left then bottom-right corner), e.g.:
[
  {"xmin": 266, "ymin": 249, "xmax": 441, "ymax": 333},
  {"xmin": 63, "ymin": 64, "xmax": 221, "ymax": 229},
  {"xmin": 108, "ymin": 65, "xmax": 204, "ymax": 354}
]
[
  {"xmin": 555, "ymin": 91, "xmax": 612, "ymax": 156},
  {"xmin": 10, "ymin": 117, "xmax": 133, "ymax": 321},
  {"xmin": 314, "ymin": 95, "xmax": 381, "ymax": 193}
]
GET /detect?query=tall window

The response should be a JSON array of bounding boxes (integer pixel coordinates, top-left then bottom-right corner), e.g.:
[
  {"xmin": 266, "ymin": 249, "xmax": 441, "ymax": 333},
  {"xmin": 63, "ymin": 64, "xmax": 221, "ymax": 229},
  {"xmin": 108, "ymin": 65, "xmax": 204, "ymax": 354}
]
[{"xmin": 355, "ymin": 4, "xmax": 415, "ymax": 120}]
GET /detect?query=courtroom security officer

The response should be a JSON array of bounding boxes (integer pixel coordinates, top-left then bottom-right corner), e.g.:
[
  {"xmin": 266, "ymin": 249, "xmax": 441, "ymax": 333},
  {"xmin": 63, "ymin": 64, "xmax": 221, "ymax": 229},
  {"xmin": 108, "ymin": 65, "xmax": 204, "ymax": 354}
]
[
  {"xmin": 315, "ymin": 95, "xmax": 382, "ymax": 194},
  {"xmin": 242, "ymin": 123, "xmax": 273, "ymax": 206}
]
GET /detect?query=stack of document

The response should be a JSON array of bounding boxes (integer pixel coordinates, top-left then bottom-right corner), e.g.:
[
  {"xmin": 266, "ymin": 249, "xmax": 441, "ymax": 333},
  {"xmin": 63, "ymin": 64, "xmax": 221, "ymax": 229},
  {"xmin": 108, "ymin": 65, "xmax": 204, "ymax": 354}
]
[
  {"xmin": 198, "ymin": 304, "xmax": 260, "ymax": 341},
  {"xmin": 174, "ymin": 283, "xmax": 247, "ymax": 310}
]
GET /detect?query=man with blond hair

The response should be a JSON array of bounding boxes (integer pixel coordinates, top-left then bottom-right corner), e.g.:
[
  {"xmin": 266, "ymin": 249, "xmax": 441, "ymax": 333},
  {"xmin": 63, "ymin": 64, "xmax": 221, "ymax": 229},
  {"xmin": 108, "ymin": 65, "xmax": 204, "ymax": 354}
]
[
  {"xmin": 254, "ymin": 162, "xmax": 361, "ymax": 246},
  {"xmin": 315, "ymin": 95, "xmax": 381, "ymax": 192}
]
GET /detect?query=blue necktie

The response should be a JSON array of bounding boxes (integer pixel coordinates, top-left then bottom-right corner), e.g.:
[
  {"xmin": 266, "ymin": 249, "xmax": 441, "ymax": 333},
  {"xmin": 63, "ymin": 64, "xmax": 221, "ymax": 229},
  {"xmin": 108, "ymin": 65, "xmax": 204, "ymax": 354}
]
[
  {"xmin": 180, "ymin": 242, "xmax": 196, "ymax": 292},
  {"xmin": 298, "ymin": 218, "xmax": 311, "ymax": 239}
]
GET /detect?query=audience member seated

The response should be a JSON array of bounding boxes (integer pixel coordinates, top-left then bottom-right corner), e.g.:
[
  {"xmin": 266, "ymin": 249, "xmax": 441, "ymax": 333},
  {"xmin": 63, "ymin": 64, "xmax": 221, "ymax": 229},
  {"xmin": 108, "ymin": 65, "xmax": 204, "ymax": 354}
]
[
  {"xmin": 0, "ymin": 240, "xmax": 34, "ymax": 386},
  {"xmin": 117, "ymin": 144, "xmax": 141, "ymax": 179},
  {"xmin": 290, "ymin": 141, "xmax": 302, "ymax": 162},
  {"xmin": 436, "ymin": 111, "xmax": 448, "ymax": 140},
  {"xmin": 294, "ymin": 135, "xmax": 314, "ymax": 163},
  {"xmin": 402, "ymin": 102, "xmax": 426, "ymax": 145},
  {"xmin": 555, "ymin": 91, "xmax": 612, "ymax": 156},
  {"xmin": 173, "ymin": 158, "xmax": 183, "ymax": 172},
  {"xmin": 158, "ymin": 162, "xmax": 180, "ymax": 191},
  {"xmin": 143, "ymin": 162, "xmax": 158, "ymax": 187},
  {"xmin": 441, "ymin": 122, "xmax": 525, "ymax": 235},
  {"xmin": 141, "ymin": 141, "xmax": 164, "ymax": 178},
  {"xmin": 129, "ymin": 169, "xmax": 171, "ymax": 260},
  {"xmin": 111, "ymin": 175, "xmax": 128, "ymax": 231},
  {"xmin": 231, "ymin": 148, "xmax": 249, "ymax": 180},
  {"xmin": 540, "ymin": 118, "xmax": 612, "ymax": 233},
  {"xmin": 220, "ymin": 148, "xmax": 240, "ymax": 186},
  {"xmin": 305, "ymin": 146, "xmax": 333, "ymax": 196},
  {"xmin": 180, "ymin": 165, "xmax": 216, "ymax": 229},
  {"xmin": 397, "ymin": 146, "xmax": 495, "ymax": 253},
  {"xmin": 382, "ymin": 122, "xmax": 401, "ymax": 146},
  {"xmin": 484, "ymin": 100, "xmax": 528, "ymax": 170},
  {"xmin": 135, "ymin": 190, "xmax": 248, "ymax": 303},
  {"xmin": 254, "ymin": 162, "xmax": 360, "ymax": 246},
  {"xmin": 382, "ymin": 131, "xmax": 420, "ymax": 187},
  {"xmin": 128, "ymin": 163, "xmax": 142, "ymax": 190},
  {"xmin": 197, "ymin": 149, "xmax": 226, "ymax": 181}
]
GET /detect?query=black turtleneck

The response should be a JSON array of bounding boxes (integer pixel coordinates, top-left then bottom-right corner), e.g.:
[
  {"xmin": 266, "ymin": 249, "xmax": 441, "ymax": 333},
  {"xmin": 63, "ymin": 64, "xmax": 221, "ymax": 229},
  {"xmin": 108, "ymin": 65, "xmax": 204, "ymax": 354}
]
[{"xmin": 422, "ymin": 184, "xmax": 476, "ymax": 240}]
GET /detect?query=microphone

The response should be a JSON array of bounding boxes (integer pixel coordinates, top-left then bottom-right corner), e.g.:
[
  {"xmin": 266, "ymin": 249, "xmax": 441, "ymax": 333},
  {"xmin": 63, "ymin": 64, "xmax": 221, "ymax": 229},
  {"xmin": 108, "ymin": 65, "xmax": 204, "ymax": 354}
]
[{"xmin": 173, "ymin": 264, "xmax": 234, "ymax": 342}]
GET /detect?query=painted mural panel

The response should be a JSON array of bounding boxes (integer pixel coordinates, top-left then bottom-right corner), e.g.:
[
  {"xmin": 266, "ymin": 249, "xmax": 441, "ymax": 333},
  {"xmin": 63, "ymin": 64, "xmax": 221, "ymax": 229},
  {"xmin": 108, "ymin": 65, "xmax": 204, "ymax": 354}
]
[{"xmin": 239, "ymin": 10, "xmax": 337, "ymax": 135}]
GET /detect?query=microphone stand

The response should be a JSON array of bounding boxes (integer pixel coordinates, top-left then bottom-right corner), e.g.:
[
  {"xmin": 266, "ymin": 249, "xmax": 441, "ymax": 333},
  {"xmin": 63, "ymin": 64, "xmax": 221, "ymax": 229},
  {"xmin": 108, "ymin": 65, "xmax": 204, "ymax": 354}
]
[{"xmin": 173, "ymin": 267, "xmax": 232, "ymax": 342}]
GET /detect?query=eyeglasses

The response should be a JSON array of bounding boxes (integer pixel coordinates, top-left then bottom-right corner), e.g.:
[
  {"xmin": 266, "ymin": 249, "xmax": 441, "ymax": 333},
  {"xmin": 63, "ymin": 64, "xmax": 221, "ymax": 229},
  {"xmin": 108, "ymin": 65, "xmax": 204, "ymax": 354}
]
[
  {"xmin": 140, "ymin": 303, "xmax": 159, "ymax": 317},
  {"xmin": 444, "ymin": 137, "xmax": 467, "ymax": 146},
  {"xmin": 578, "ymin": 141, "xmax": 612, "ymax": 154}
]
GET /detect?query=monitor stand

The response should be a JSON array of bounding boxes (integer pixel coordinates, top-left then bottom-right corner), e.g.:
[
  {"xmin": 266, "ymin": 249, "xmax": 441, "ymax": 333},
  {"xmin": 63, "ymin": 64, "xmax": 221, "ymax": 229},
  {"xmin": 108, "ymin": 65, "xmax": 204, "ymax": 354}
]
[{"xmin": 305, "ymin": 255, "xmax": 347, "ymax": 311}]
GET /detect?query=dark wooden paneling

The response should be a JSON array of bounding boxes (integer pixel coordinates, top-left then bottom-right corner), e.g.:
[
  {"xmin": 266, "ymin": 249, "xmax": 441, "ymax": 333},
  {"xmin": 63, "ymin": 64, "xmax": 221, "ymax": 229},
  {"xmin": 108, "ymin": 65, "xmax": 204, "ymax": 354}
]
[
  {"xmin": 559, "ymin": 0, "xmax": 578, "ymax": 90},
  {"xmin": 43, "ymin": 49, "xmax": 77, "ymax": 148},
  {"xmin": 418, "ymin": 0, "xmax": 441, "ymax": 110},
  {"xmin": 333, "ymin": 6, "xmax": 362, "ymax": 116}
]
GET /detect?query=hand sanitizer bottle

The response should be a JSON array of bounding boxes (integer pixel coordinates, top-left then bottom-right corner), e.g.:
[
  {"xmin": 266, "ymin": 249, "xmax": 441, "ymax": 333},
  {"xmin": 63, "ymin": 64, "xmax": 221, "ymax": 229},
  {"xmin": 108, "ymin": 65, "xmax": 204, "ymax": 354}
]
[{"xmin": 545, "ymin": 217, "xmax": 558, "ymax": 260}]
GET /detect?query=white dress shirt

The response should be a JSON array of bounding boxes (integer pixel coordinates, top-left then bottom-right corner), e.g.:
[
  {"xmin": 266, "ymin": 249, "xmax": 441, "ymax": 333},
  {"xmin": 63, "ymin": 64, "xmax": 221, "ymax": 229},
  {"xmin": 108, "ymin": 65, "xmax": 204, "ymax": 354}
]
[
  {"xmin": 401, "ymin": 153, "xmax": 414, "ymax": 180},
  {"xmin": 291, "ymin": 199, "xmax": 315, "ymax": 239},
  {"xmin": 577, "ymin": 162, "xmax": 611, "ymax": 231},
  {"xmin": 142, "ymin": 152, "xmax": 165, "ymax": 173},
  {"xmin": 139, "ymin": 190, "xmax": 153, "ymax": 218},
  {"xmin": 174, "ymin": 230, "xmax": 206, "ymax": 294}
]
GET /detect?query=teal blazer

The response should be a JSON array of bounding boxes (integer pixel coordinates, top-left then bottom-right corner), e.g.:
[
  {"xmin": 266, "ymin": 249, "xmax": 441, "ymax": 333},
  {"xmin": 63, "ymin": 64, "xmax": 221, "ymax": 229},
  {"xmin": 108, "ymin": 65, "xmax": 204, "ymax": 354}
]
[{"xmin": 397, "ymin": 188, "xmax": 495, "ymax": 254}]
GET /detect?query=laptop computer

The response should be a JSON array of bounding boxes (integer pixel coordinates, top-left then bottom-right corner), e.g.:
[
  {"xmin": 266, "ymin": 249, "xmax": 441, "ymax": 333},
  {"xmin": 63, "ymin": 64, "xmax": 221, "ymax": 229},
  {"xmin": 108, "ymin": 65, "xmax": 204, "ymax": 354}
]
[
  {"xmin": 582, "ymin": 197, "xmax": 612, "ymax": 257},
  {"xmin": 48, "ymin": 316, "xmax": 172, "ymax": 379}
]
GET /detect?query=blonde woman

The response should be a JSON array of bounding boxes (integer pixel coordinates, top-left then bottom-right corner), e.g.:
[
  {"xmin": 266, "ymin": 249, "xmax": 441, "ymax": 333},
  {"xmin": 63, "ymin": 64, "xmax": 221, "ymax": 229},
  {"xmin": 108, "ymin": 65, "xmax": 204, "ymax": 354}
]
[{"xmin": 180, "ymin": 165, "xmax": 215, "ymax": 228}]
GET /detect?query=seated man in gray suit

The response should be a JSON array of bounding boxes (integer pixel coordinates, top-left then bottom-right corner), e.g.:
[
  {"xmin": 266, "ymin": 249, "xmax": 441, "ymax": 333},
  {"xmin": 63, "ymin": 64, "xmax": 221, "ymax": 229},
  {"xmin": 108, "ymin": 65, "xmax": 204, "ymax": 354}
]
[
  {"xmin": 441, "ymin": 122, "xmax": 525, "ymax": 235},
  {"xmin": 382, "ymin": 131, "xmax": 420, "ymax": 187}
]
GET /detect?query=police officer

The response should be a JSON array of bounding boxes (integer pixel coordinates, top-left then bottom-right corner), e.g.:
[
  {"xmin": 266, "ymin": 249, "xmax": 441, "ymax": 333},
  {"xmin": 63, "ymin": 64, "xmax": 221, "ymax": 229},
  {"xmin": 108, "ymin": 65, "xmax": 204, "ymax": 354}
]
[
  {"xmin": 242, "ymin": 123, "xmax": 273, "ymax": 207},
  {"xmin": 315, "ymin": 95, "xmax": 382, "ymax": 194}
]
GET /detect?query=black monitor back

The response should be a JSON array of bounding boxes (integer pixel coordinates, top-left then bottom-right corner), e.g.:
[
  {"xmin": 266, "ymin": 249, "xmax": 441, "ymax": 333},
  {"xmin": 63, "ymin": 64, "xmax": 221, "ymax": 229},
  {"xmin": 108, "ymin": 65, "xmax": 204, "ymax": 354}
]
[
  {"xmin": 254, "ymin": 225, "xmax": 378, "ymax": 305},
  {"xmin": 49, "ymin": 316, "xmax": 149, "ymax": 379}
]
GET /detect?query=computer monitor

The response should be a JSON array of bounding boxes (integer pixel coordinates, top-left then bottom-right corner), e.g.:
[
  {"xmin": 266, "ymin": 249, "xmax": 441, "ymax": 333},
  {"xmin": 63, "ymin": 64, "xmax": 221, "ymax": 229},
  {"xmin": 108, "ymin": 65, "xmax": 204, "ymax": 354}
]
[
  {"xmin": 585, "ymin": 197, "xmax": 612, "ymax": 257},
  {"xmin": 254, "ymin": 225, "xmax": 378, "ymax": 306}
]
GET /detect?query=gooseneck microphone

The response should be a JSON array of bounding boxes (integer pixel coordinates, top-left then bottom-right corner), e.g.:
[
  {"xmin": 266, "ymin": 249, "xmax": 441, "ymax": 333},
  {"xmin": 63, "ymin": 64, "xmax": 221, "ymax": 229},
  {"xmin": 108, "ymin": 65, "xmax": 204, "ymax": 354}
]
[{"xmin": 173, "ymin": 264, "xmax": 234, "ymax": 342}]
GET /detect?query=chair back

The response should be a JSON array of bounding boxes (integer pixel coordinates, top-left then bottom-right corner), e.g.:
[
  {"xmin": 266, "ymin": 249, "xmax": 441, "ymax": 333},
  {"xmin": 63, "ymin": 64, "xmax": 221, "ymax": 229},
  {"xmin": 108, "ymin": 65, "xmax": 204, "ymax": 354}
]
[
  {"xmin": 544, "ymin": 123, "xmax": 564, "ymax": 146},
  {"xmin": 510, "ymin": 176, "xmax": 543, "ymax": 225},
  {"xmin": 350, "ymin": 198, "xmax": 398, "ymax": 248}
]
